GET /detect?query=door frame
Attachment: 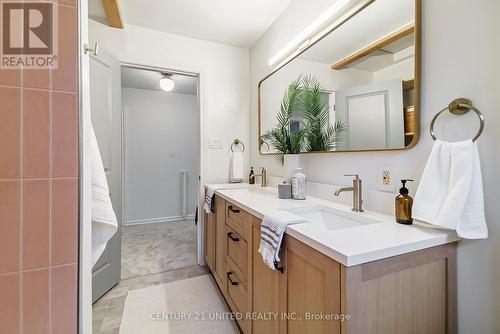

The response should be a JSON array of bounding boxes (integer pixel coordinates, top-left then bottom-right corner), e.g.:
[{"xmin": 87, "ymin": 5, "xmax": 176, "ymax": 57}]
[
  {"xmin": 77, "ymin": 0, "xmax": 92, "ymax": 333},
  {"xmin": 119, "ymin": 62, "xmax": 201, "ymax": 228},
  {"xmin": 118, "ymin": 63, "xmax": 205, "ymax": 265},
  {"xmin": 78, "ymin": 19, "xmax": 207, "ymax": 330}
]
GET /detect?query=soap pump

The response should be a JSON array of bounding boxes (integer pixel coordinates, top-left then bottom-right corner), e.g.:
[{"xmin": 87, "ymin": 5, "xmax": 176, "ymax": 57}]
[
  {"xmin": 395, "ymin": 179, "xmax": 414, "ymax": 225},
  {"xmin": 249, "ymin": 167, "xmax": 255, "ymax": 185}
]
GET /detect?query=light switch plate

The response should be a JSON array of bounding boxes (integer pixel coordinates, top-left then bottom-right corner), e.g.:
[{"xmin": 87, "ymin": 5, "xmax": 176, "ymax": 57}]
[
  {"xmin": 208, "ymin": 137, "xmax": 223, "ymax": 149},
  {"xmin": 377, "ymin": 164, "xmax": 397, "ymax": 193}
]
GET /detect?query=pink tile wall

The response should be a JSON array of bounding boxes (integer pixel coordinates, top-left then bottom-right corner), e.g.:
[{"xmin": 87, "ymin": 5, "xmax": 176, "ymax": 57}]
[{"xmin": 0, "ymin": 1, "xmax": 79, "ymax": 333}]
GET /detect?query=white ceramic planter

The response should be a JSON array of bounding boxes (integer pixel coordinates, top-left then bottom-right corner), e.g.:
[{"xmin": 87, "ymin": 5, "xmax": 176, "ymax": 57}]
[{"xmin": 283, "ymin": 154, "xmax": 301, "ymax": 183}]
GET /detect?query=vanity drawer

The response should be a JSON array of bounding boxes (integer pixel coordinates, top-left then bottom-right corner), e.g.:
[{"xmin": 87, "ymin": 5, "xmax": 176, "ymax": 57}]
[
  {"xmin": 226, "ymin": 226, "xmax": 248, "ymax": 286},
  {"xmin": 226, "ymin": 259, "xmax": 249, "ymax": 332},
  {"xmin": 226, "ymin": 202, "xmax": 250, "ymax": 240}
]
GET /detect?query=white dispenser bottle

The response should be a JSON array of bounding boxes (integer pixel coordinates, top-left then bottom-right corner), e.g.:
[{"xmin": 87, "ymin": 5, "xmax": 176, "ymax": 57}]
[{"xmin": 291, "ymin": 168, "xmax": 306, "ymax": 200}]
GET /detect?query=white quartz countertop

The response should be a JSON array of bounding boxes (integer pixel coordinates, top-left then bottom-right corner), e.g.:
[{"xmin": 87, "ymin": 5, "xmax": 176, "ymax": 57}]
[{"xmin": 206, "ymin": 184, "xmax": 459, "ymax": 267}]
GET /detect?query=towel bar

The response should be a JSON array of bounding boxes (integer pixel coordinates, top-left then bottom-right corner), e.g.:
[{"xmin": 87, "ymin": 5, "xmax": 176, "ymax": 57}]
[{"xmin": 430, "ymin": 98, "xmax": 484, "ymax": 142}]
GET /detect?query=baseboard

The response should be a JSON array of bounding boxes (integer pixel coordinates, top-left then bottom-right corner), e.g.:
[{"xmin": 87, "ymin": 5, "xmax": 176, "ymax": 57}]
[{"xmin": 125, "ymin": 214, "xmax": 195, "ymax": 226}]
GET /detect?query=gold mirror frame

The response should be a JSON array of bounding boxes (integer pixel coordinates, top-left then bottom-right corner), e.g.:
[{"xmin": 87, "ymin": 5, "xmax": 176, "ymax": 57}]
[{"xmin": 258, "ymin": 0, "xmax": 421, "ymax": 155}]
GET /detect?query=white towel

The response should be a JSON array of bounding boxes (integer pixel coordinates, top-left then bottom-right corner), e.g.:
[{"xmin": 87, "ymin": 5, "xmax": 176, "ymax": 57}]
[
  {"xmin": 258, "ymin": 211, "xmax": 308, "ymax": 270},
  {"xmin": 230, "ymin": 151, "xmax": 244, "ymax": 183},
  {"xmin": 91, "ymin": 125, "xmax": 118, "ymax": 266},
  {"xmin": 413, "ymin": 139, "xmax": 487, "ymax": 239}
]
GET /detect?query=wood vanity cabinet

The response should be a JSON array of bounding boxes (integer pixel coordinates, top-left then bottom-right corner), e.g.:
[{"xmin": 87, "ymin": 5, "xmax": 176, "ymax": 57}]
[
  {"xmin": 205, "ymin": 196, "xmax": 457, "ymax": 334},
  {"xmin": 204, "ymin": 195, "xmax": 228, "ymax": 289},
  {"xmin": 215, "ymin": 196, "xmax": 227, "ymax": 290},
  {"xmin": 203, "ymin": 195, "xmax": 252, "ymax": 332},
  {"xmin": 204, "ymin": 204, "xmax": 216, "ymax": 271},
  {"xmin": 278, "ymin": 235, "xmax": 342, "ymax": 334},
  {"xmin": 224, "ymin": 201, "xmax": 253, "ymax": 333},
  {"xmin": 251, "ymin": 216, "xmax": 279, "ymax": 334}
]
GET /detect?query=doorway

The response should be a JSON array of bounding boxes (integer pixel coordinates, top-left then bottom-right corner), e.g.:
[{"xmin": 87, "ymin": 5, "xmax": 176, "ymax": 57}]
[
  {"xmin": 120, "ymin": 66, "xmax": 199, "ymax": 279},
  {"xmin": 89, "ymin": 49, "xmax": 202, "ymax": 333}
]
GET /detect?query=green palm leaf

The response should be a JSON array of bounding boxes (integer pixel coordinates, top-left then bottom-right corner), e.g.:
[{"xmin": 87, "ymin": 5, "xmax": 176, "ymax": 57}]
[
  {"xmin": 260, "ymin": 77, "xmax": 305, "ymax": 164},
  {"xmin": 301, "ymin": 75, "xmax": 346, "ymax": 151}
]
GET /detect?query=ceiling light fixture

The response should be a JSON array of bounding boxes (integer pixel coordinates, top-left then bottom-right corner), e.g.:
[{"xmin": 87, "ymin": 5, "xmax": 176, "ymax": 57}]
[
  {"xmin": 268, "ymin": 0, "xmax": 372, "ymax": 67},
  {"xmin": 159, "ymin": 73, "xmax": 175, "ymax": 91}
]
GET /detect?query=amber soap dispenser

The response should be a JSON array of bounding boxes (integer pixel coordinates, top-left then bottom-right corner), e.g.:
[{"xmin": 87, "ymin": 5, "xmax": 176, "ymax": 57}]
[{"xmin": 395, "ymin": 179, "xmax": 414, "ymax": 225}]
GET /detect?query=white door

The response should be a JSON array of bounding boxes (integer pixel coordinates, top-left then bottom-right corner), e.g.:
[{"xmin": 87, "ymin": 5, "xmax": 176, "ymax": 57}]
[
  {"xmin": 90, "ymin": 48, "xmax": 122, "ymax": 302},
  {"xmin": 335, "ymin": 79, "xmax": 404, "ymax": 150}
]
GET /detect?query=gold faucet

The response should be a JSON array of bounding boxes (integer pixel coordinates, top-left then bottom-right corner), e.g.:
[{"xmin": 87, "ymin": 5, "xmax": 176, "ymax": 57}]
[
  {"xmin": 334, "ymin": 174, "xmax": 363, "ymax": 212},
  {"xmin": 254, "ymin": 167, "xmax": 267, "ymax": 187}
]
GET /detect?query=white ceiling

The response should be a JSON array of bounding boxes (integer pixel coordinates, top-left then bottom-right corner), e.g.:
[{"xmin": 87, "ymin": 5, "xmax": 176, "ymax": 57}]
[
  {"xmin": 299, "ymin": 0, "xmax": 414, "ymax": 66},
  {"xmin": 89, "ymin": 0, "xmax": 291, "ymax": 48},
  {"xmin": 347, "ymin": 35, "xmax": 415, "ymax": 72},
  {"xmin": 121, "ymin": 67, "xmax": 198, "ymax": 95},
  {"xmin": 88, "ymin": 0, "xmax": 106, "ymax": 24}
]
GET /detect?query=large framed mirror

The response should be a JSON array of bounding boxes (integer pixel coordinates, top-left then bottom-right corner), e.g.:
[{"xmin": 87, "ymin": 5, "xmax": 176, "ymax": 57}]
[{"xmin": 259, "ymin": 0, "xmax": 420, "ymax": 154}]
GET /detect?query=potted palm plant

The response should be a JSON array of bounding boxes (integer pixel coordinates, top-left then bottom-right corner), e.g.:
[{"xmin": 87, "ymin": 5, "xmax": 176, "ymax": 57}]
[
  {"xmin": 301, "ymin": 75, "xmax": 346, "ymax": 152},
  {"xmin": 260, "ymin": 78, "xmax": 306, "ymax": 166}
]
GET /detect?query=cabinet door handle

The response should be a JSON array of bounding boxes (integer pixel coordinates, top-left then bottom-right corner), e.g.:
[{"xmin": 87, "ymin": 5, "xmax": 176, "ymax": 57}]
[
  {"xmin": 228, "ymin": 205, "xmax": 240, "ymax": 213},
  {"xmin": 274, "ymin": 261, "xmax": 284, "ymax": 273},
  {"xmin": 227, "ymin": 271, "xmax": 239, "ymax": 285},
  {"xmin": 227, "ymin": 232, "xmax": 240, "ymax": 242}
]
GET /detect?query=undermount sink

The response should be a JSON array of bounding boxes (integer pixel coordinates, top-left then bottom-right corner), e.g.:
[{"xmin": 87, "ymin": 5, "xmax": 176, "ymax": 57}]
[{"xmin": 283, "ymin": 206, "xmax": 381, "ymax": 231}]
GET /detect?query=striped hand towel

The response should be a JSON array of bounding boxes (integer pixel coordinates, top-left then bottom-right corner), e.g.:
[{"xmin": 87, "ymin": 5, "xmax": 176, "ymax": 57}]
[
  {"xmin": 258, "ymin": 211, "xmax": 308, "ymax": 270},
  {"xmin": 204, "ymin": 187, "xmax": 218, "ymax": 213}
]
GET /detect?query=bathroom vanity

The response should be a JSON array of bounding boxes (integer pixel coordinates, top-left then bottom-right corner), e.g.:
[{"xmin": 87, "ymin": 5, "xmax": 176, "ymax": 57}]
[{"xmin": 204, "ymin": 186, "xmax": 458, "ymax": 334}]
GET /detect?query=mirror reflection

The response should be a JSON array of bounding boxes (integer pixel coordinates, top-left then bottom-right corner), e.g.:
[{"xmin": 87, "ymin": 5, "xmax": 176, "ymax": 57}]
[{"xmin": 259, "ymin": 0, "xmax": 417, "ymax": 154}]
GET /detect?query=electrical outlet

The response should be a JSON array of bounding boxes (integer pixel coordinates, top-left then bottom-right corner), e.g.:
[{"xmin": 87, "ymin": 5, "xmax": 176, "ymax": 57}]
[
  {"xmin": 382, "ymin": 170, "xmax": 391, "ymax": 185},
  {"xmin": 378, "ymin": 164, "xmax": 397, "ymax": 192}
]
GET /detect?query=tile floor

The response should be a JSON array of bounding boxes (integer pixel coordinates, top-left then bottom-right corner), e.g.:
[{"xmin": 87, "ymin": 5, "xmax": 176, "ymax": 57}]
[
  {"xmin": 121, "ymin": 219, "xmax": 198, "ymax": 279},
  {"xmin": 118, "ymin": 274, "xmax": 238, "ymax": 334},
  {"xmin": 93, "ymin": 265, "xmax": 209, "ymax": 334},
  {"xmin": 93, "ymin": 219, "xmax": 201, "ymax": 334}
]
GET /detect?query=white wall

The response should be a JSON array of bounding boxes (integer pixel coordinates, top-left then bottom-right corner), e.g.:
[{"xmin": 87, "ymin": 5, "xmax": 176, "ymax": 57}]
[
  {"xmin": 89, "ymin": 19, "xmax": 250, "ymax": 184},
  {"xmin": 373, "ymin": 56, "xmax": 415, "ymax": 82},
  {"xmin": 250, "ymin": 1, "xmax": 500, "ymax": 333},
  {"xmin": 122, "ymin": 88, "xmax": 198, "ymax": 224}
]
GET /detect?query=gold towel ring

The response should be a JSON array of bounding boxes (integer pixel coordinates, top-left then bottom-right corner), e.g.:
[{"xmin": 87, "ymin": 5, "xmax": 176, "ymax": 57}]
[
  {"xmin": 231, "ymin": 139, "xmax": 245, "ymax": 152},
  {"xmin": 430, "ymin": 98, "xmax": 484, "ymax": 142}
]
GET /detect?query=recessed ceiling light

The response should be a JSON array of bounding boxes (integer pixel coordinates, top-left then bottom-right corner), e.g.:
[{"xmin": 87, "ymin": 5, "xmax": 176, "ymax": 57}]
[{"xmin": 159, "ymin": 73, "xmax": 175, "ymax": 91}]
